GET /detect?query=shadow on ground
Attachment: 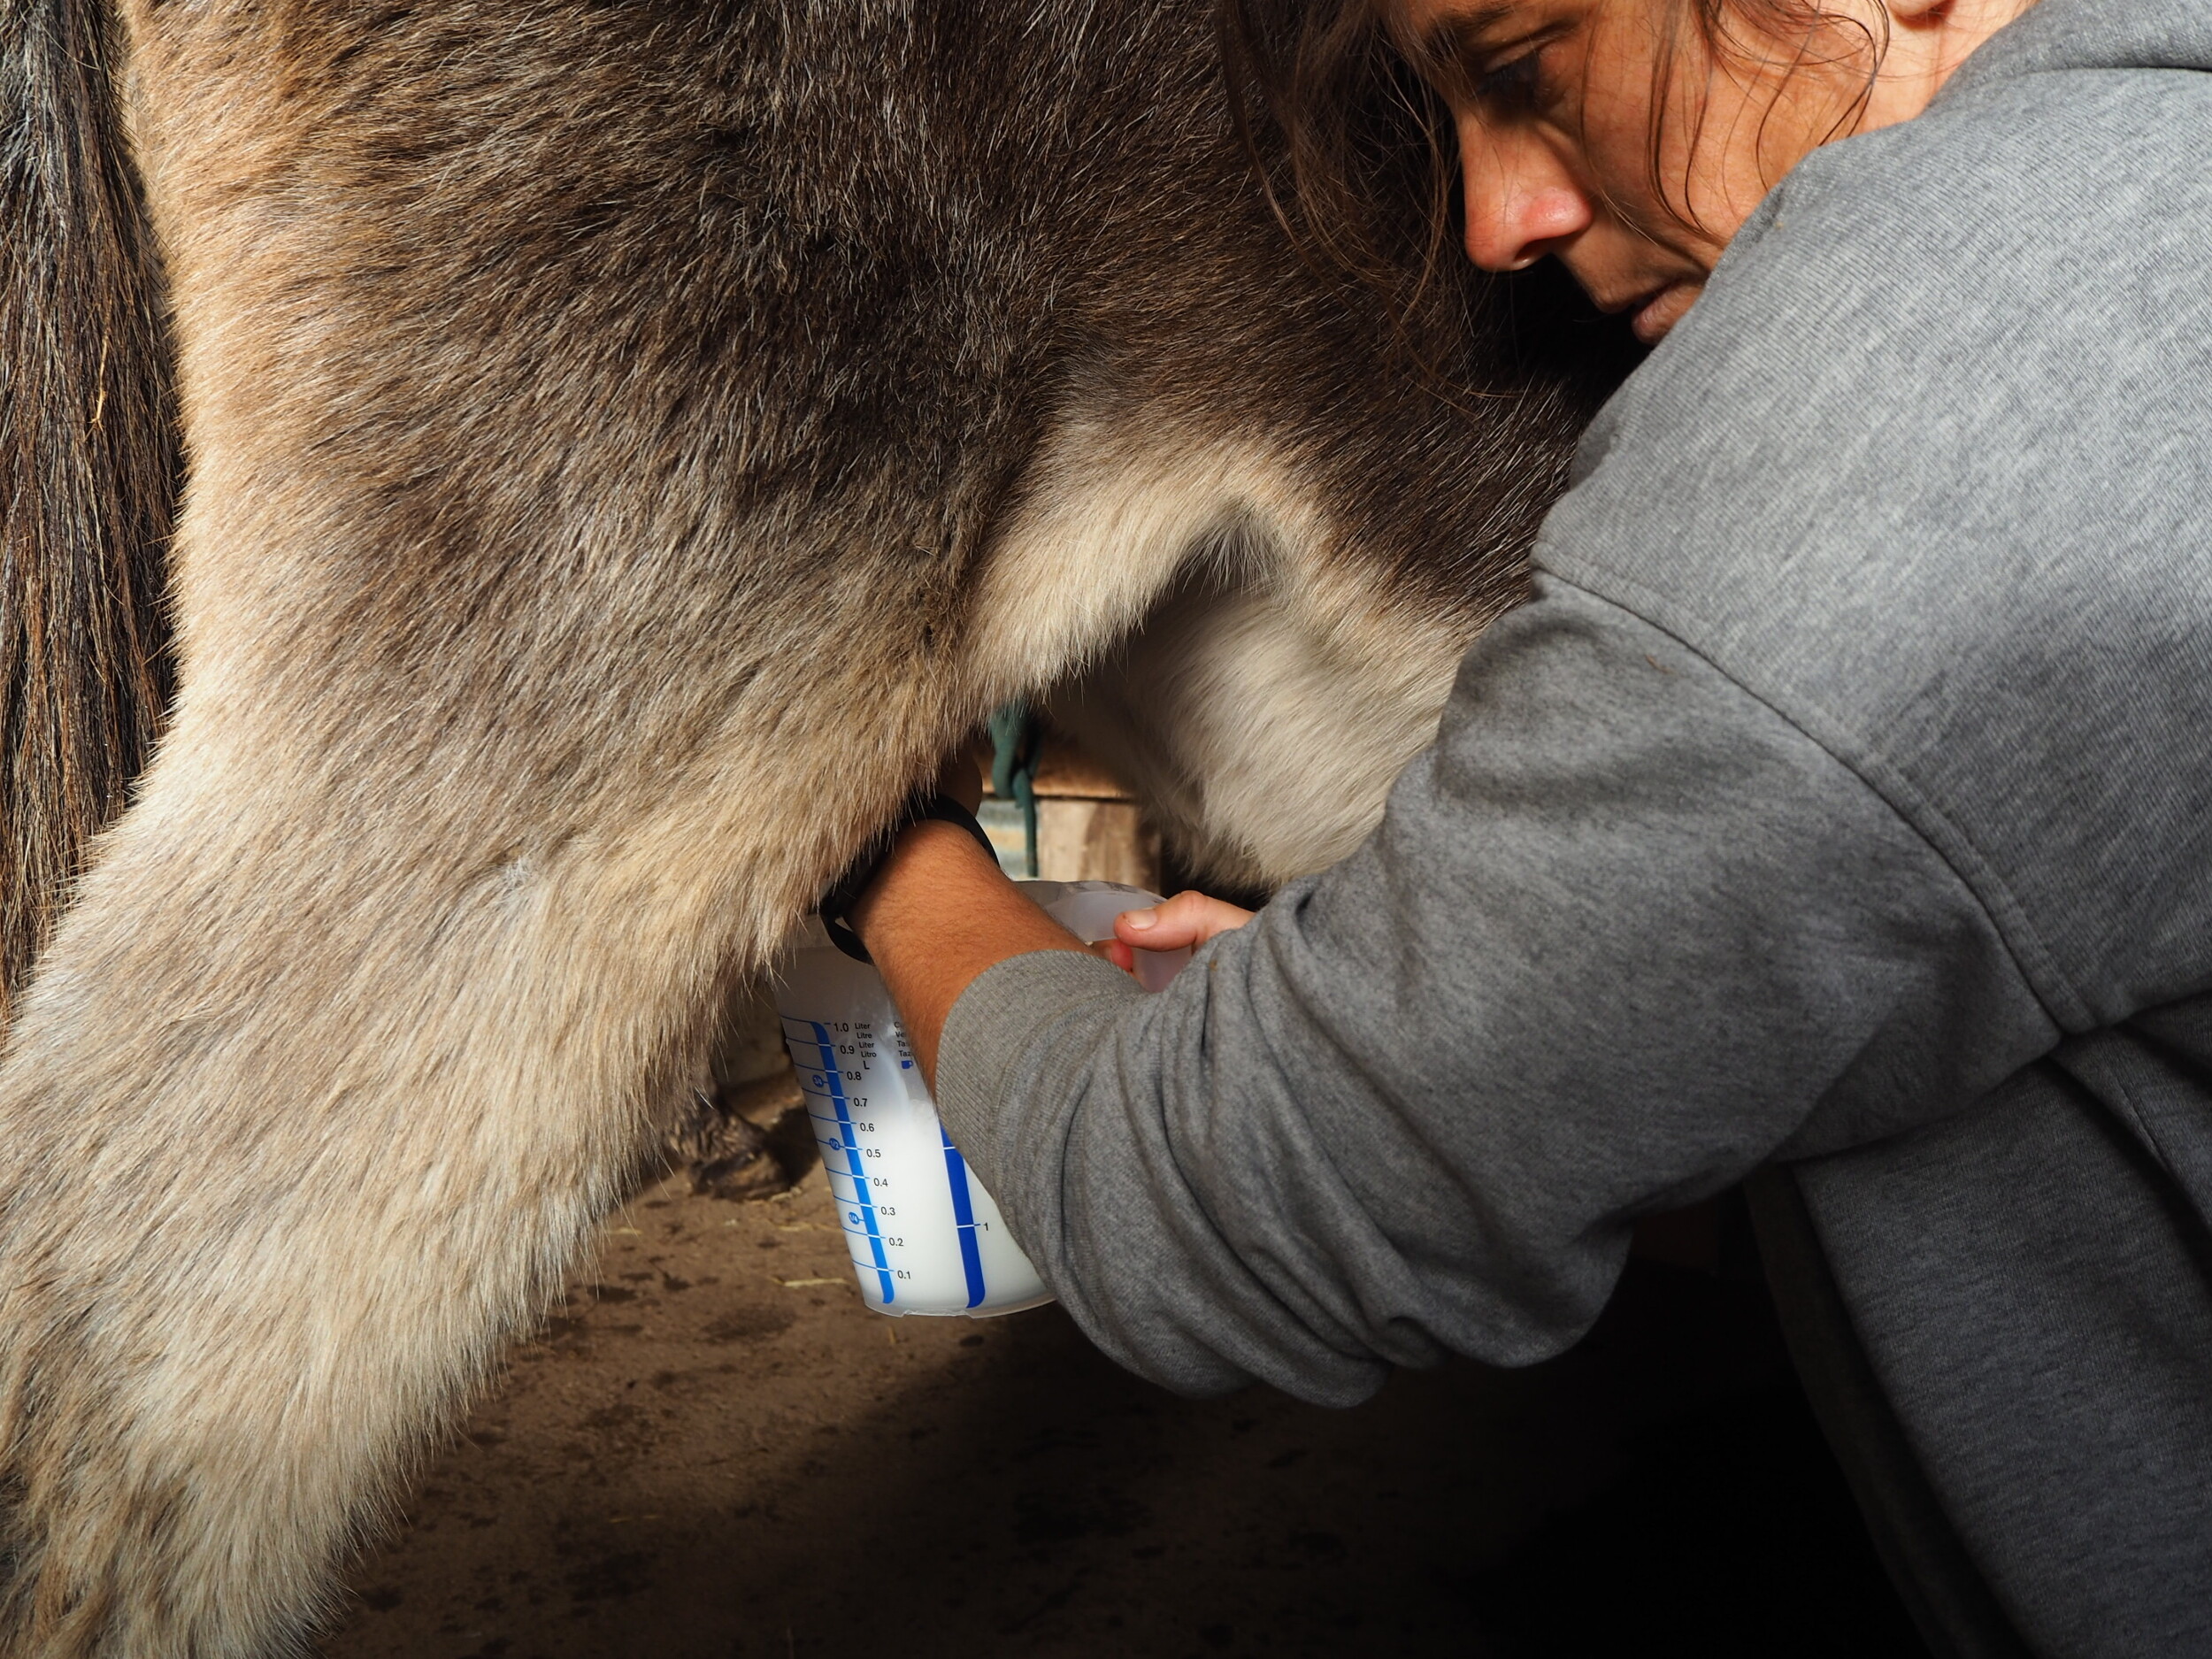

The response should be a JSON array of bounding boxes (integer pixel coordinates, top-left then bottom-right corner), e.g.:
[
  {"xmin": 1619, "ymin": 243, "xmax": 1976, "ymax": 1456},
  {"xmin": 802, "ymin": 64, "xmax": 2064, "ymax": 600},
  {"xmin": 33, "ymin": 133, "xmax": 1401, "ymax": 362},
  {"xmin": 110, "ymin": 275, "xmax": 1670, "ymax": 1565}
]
[{"xmin": 326, "ymin": 1172, "xmax": 1925, "ymax": 1659}]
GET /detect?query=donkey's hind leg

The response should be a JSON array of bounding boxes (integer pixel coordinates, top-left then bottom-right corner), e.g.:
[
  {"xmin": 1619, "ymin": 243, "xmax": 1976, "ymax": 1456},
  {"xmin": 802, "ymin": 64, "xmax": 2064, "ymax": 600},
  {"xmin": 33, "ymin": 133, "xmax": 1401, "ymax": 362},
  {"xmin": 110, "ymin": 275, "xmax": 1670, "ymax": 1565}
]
[{"xmin": 0, "ymin": 667, "xmax": 951, "ymax": 1655}]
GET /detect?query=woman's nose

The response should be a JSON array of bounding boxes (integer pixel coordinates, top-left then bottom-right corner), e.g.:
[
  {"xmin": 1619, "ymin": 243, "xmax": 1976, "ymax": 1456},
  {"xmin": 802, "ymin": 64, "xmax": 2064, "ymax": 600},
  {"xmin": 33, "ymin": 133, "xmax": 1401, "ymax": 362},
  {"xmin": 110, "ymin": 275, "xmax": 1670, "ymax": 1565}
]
[{"xmin": 1458, "ymin": 127, "xmax": 1594, "ymax": 272}]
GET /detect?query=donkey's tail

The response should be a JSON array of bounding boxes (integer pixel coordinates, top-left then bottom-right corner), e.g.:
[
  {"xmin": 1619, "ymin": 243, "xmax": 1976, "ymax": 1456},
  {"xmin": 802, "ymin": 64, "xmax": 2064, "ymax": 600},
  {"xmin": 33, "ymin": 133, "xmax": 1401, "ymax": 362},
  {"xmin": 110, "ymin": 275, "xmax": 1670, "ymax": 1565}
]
[{"xmin": 0, "ymin": 0, "xmax": 177, "ymax": 1022}]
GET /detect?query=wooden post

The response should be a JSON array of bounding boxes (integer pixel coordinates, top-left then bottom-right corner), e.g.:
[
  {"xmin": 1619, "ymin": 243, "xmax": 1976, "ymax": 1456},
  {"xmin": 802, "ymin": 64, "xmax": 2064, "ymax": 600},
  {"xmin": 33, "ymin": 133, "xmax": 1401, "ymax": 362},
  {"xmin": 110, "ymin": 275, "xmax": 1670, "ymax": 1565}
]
[{"xmin": 979, "ymin": 729, "xmax": 1161, "ymax": 891}]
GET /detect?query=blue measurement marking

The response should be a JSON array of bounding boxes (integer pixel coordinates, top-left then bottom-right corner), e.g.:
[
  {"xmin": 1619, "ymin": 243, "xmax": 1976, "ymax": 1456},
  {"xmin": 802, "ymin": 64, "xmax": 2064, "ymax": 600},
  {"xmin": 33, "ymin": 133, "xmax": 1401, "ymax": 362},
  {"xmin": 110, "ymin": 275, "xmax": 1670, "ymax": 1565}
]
[
  {"xmin": 941, "ymin": 1132, "xmax": 987, "ymax": 1310},
  {"xmin": 789, "ymin": 1018, "xmax": 894, "ymax": 1306}
]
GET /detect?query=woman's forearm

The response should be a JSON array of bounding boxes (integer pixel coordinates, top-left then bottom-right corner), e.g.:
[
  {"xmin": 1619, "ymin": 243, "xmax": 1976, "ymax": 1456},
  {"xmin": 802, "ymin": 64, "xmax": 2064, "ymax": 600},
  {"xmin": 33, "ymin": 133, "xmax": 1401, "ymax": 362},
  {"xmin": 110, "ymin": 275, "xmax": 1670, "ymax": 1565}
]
[{"xmin": 844, "ymin": 819, "xmax": 1091, "ymax": 1086}]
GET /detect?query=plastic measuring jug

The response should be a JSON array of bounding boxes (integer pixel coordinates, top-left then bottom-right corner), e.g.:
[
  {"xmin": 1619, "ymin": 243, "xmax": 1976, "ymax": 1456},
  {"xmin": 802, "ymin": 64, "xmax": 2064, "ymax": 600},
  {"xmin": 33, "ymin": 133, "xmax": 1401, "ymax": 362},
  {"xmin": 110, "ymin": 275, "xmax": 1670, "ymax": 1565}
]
[{"xmin": 772, "ymin": 879, "xmax": 1189, "ymax": 1317}]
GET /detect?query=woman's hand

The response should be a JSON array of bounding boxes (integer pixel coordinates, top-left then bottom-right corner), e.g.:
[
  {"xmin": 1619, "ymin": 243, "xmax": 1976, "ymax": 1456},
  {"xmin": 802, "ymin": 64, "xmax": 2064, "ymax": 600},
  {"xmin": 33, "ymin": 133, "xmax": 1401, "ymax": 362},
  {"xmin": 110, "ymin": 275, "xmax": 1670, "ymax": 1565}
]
[{"xmin": 1102, "ymin": 890, "xmax": 1255, "ymax": 972}]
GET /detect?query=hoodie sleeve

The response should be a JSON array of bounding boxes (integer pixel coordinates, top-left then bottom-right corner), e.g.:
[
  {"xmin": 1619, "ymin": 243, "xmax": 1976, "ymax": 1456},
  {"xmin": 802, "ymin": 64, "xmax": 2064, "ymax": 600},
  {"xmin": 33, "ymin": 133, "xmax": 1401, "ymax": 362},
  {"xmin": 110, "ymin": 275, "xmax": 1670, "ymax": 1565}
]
[{"xmin": 933, "ymin": 575, "xmax": 2058, "ymax": 1402}]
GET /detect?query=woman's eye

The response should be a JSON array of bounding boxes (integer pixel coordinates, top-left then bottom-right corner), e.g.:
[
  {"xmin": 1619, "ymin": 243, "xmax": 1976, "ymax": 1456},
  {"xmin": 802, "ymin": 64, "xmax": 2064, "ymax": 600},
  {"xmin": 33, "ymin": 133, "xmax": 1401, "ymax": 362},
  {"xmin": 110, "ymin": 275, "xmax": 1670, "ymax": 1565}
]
[{"xmin": 1473, "ymin": 48, "xmax": 1548, "ymax": 116}]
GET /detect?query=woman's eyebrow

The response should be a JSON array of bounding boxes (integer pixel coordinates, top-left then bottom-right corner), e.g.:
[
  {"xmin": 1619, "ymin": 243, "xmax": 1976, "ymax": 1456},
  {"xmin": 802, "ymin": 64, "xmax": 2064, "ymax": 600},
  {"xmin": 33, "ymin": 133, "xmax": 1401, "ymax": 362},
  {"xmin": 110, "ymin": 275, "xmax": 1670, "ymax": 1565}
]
[{"xmin": 1415, "ymin": 4, "xmax": 1519, "ymax": 68}]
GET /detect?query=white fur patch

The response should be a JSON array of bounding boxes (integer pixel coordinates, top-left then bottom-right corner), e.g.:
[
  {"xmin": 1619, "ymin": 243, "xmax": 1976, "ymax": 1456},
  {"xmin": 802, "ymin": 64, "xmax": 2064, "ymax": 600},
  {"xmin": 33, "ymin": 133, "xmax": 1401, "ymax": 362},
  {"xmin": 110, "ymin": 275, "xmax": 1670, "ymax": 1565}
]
[
  {"xmin": 978, "ymin": 414, "xmax": 1478, "ymax": 883},
  {"xmin": 966, "ymin": 418, "xmax": 1333, "ymax": 695}
]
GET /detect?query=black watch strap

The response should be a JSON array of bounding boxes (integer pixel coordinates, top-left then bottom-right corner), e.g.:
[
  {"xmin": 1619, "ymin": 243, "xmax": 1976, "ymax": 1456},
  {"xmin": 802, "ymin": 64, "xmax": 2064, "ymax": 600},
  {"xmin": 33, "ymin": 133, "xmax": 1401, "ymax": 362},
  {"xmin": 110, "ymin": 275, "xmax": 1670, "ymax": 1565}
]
[{"xmin": 816, "ymin": 790, "xmax": 999, "ymax": 964}]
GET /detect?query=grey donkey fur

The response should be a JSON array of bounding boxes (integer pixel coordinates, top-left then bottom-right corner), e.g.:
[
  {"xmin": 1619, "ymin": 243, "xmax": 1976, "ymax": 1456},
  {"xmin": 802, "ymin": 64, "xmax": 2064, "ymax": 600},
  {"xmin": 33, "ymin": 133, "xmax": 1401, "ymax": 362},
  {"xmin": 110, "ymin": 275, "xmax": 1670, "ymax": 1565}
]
[{"xmin": 0, "ymin": 0, "xmax": 1628, "ymax": 1650}]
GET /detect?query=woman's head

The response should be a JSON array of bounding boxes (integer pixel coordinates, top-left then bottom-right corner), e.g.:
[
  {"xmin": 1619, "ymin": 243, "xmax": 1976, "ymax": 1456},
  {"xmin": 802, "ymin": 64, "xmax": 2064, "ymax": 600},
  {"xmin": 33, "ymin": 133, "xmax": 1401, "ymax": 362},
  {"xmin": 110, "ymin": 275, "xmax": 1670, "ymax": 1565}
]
[{"xmin": 1230, "ymin": 0, "xmax": 2035, "ymax": 345}]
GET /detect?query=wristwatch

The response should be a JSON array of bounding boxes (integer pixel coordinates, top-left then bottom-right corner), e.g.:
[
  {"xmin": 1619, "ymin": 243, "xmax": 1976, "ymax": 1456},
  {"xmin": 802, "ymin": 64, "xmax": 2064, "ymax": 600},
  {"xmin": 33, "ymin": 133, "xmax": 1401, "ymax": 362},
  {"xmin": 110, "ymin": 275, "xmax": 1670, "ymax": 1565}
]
[{"xmin": 815, "ymin": 790, "xmax": 999, "ymax": 964}]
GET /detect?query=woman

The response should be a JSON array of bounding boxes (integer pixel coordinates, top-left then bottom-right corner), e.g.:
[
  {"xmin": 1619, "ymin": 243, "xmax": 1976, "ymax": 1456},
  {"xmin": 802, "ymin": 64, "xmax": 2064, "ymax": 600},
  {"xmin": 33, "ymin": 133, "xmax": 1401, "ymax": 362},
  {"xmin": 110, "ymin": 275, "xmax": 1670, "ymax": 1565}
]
[{"xmin": 829, "ymin": 0, "xmax": 2212, "ymax": 1651}]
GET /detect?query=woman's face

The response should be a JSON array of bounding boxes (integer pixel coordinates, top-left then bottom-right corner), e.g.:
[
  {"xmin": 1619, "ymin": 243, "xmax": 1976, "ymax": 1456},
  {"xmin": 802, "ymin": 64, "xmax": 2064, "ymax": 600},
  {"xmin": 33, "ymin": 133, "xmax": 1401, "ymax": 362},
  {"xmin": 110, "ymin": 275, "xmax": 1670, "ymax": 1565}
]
[{"xmin": 1397, "ymin": 0, "xmax": 1995, "ymax": 342}]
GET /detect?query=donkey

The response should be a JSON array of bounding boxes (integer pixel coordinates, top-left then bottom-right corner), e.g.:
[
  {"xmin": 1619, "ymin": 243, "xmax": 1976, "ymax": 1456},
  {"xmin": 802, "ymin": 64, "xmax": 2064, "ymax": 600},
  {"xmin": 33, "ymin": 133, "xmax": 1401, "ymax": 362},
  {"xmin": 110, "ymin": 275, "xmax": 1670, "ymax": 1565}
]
[{"xmin": 0, "ymin": 0, "xmax": 1627, "ymax": 1651}]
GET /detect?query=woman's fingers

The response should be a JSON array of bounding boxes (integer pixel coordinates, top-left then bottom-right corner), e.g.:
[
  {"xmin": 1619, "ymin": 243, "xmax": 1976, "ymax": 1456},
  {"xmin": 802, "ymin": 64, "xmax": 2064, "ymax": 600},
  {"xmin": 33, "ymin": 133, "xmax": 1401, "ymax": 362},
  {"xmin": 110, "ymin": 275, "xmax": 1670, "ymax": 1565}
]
[{"xmin": 1115, "ymin": 889, "xmax": 1256, "ymax": 954}]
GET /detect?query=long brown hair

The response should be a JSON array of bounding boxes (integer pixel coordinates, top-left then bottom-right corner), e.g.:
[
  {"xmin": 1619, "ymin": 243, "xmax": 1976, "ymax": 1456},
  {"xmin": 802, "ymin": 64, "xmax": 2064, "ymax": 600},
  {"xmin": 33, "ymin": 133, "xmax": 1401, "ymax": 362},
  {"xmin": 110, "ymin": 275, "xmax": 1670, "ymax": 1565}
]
[{"xmin": 1628, "ymin": 0, "xmax": 1888, "ymax": 234}]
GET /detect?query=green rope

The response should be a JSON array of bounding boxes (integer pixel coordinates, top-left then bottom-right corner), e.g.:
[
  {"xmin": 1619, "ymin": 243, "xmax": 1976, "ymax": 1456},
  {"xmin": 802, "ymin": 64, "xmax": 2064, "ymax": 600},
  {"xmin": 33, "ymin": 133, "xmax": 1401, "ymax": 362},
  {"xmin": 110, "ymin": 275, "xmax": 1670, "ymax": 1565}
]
[{"xmin": 987, "ymin": 702, "xmax": 1040, "ymax": 879}]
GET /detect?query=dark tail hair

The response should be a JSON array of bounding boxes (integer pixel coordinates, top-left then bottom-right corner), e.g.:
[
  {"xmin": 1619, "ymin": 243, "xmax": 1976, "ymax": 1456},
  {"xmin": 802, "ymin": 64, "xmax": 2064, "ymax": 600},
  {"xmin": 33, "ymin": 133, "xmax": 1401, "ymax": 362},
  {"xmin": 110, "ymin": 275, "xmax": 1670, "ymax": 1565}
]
[{"xmin": 0, "ymin": 0, "xmax": 179, "ymax": 1023}]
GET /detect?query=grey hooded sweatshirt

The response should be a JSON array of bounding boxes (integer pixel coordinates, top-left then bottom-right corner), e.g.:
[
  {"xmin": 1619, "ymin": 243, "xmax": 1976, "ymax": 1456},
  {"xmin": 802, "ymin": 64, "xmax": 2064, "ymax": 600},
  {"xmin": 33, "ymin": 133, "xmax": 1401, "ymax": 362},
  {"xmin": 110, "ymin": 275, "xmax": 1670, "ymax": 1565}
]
[{"xmin": 934, "ymin": 3, "xmax": 2212, "ymax": 1652}]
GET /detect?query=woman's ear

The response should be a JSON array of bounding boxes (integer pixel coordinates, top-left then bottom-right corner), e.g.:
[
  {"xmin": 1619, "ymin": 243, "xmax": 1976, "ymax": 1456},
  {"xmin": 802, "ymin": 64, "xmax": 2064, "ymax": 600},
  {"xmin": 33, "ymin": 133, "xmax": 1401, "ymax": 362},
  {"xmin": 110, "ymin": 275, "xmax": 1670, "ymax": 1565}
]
[{"xmin": 1882, "ymin": 0, "xmax": 1949, "ymax": 22}]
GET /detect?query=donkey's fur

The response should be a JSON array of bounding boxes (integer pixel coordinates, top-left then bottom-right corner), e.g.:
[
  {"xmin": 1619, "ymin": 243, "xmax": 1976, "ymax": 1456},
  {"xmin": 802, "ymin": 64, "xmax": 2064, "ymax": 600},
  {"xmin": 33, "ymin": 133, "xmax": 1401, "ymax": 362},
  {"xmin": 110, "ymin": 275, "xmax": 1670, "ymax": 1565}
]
[{"xmin": 0, "ymin": 1, "xmax": 1624, "ymax": 1651}]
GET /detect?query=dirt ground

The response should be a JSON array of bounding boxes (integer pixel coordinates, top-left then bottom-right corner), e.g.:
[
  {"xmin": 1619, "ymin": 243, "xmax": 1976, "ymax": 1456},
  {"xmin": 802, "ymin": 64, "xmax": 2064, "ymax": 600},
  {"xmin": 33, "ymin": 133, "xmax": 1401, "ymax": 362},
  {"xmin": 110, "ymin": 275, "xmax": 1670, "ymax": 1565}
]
[{"xmin": 325, "ymin": 1159, "xmax": 1927, "ymax": 1659}]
